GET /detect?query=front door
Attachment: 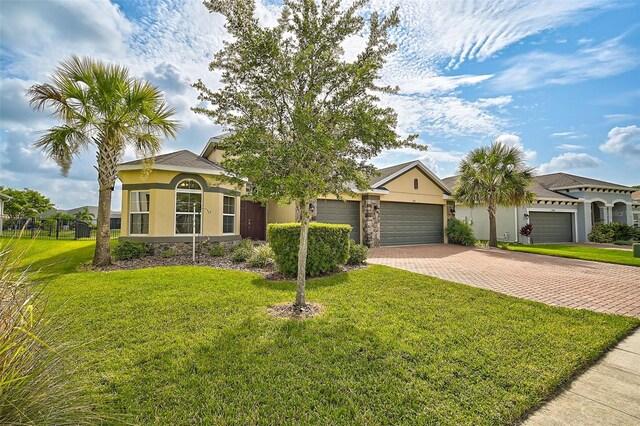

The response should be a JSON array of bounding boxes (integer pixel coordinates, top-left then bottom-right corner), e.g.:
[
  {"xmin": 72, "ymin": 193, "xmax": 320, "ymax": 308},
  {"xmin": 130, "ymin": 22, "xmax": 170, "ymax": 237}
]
[{"xmin": 240, "ymin": 201, "xmax": 266, "ymax": 240}]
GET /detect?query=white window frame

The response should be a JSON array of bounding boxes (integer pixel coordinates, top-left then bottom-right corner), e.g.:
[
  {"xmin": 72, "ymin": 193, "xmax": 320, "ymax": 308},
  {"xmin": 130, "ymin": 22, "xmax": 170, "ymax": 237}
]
[
  {"xmin": 129, "ymin": 191, "xmax": 150, "ymax": 235},
  {"xmin": 222, "ymin": 195, "xmax": 236, "ymax": 235},
  {"xmin": 174, "ymin": 179, "xmax": 203, "ymax": 235}
]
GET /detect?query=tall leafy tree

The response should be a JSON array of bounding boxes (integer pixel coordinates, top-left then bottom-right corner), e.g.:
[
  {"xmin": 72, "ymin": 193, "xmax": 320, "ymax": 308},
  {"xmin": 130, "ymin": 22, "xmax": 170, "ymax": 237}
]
[
  {"xmin": 194, "ymin": 0, "xmax": 421, "ymax": 309},
  {"xmin": 0, "ymin": 187, "xmax": 54, "ymax": 218},
  {"xmin": 28, "ymin": 56, "xmax": 179, "ymax": 266},
  {"xmin": 454, "ymin": 142, "xmax": 535, "ymax": 247}
]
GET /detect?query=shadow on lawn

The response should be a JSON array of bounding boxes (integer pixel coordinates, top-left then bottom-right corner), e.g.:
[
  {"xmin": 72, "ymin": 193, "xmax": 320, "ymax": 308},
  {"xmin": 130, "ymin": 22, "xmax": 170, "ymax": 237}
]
[
  {"xmin": 250, "ymin": 271, "xmax": 350, "ymax": 292},
  {"xmin": 27, "ymin": 245, "xmax": 95, "ymax": 281}
]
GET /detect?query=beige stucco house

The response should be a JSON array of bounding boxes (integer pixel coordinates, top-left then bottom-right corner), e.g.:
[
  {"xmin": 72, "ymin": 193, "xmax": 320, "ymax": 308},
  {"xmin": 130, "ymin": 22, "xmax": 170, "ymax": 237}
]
[
  {"xmin": 117, "ymin": 135, "xmax": 453, "ymax": 247},
  {"xmin": 266, "ymin": 159, "xmax": 453, "ymax": 246},
  {"xmin": 117, "ymin": 150, "xmax": 243, "ymax": 244}
]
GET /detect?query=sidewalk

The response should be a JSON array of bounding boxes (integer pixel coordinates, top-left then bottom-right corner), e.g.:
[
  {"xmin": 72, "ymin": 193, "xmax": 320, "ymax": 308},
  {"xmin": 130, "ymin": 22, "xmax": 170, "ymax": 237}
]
[{"xmin": 523, "ymin": 328, "xmax": 640, "ymax": 425}]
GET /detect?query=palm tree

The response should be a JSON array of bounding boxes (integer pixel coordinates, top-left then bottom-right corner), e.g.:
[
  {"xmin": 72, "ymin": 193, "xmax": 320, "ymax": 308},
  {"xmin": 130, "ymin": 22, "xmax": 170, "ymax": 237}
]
[
  {"xmin": 454, "ymin": 141, "xmax": 535, "ymax": 247},
  {"xmin": 28, "ymin": 56, "xmax": 178, "ymax": 266}
]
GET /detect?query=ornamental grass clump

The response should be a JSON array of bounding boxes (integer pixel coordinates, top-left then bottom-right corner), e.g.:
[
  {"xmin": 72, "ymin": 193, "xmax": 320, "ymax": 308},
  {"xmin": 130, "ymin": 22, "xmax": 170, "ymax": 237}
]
[
  {"xmin": 247, "ymin": 244, "xmax": 275, "ymax": 268},
  {"xmin": 0, "ymin": 240, "xmax": 95, "ymax": 424}
]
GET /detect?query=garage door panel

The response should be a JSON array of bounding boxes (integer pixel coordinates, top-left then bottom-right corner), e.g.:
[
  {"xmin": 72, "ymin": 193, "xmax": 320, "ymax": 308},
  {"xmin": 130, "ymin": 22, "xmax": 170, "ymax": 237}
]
[
  {"xmin": 316, "ymin": 199, "xmax": 360, "ymax": 242},
  {"xmin": 380, "ymin": 202, "xmax": 443, "ymax": 246},
  {"xmin": 529, "ymin": 212, "xmax": 573, "ymax": 243}
]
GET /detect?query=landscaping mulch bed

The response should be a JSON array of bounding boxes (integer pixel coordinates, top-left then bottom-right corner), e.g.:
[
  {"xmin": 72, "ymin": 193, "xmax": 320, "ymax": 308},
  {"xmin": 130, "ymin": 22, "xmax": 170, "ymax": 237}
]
[
  {"xmin": 84, "ymin": 254, "xmax": 369, "ymax": 279},
  {"xmin": 84, "ymin": 254, "xmax": 270, "ymax": 274},
  {"xmin": 267, "ymin": 302, "xmax": 324, "ymax": 319}
]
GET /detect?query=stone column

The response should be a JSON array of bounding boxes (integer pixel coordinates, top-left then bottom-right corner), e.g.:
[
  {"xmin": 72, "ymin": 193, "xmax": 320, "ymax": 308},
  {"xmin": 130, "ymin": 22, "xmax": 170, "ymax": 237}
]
[
  {"xmin": 580, "ymin": 202, "xmax": 592, "ymax": 242},
  {"xmin": 362, "ymin": 195, "xmax": 380, "ymax": 248},
  {"xmin": 446, "ymin": 200, "xmax": 455, "ymax": 221},
  {"xmin": 309, "ymin": 200, "xmax": 318, "ymax": 222}
]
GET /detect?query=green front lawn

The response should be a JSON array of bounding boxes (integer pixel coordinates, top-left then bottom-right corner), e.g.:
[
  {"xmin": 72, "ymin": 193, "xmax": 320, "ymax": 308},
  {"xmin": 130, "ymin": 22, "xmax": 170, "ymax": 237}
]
[
  {"xmin": 19, "ymin": 240, "xmax": 640, "ymax": 424},
  {"xmin": 500, "ymin": 243, "xmax": 640, "ymax": 267}
]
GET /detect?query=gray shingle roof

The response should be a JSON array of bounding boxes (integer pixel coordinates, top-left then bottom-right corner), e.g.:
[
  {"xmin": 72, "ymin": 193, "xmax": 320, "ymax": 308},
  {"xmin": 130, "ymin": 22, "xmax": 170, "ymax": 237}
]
[
  {"xmin": 442, "ymin": 175, "xmax": 578, "ymax": 201},
  {"xmin": 119, "ymin": 150, "xmax": 225, "ymax": 172},
  {"xmin": 369, "ymin": 161, "xmax": 416, "ymax": 187},
  {"xmin": 535, "ymin": 172, "xmax": 632, "ymax": 190}
]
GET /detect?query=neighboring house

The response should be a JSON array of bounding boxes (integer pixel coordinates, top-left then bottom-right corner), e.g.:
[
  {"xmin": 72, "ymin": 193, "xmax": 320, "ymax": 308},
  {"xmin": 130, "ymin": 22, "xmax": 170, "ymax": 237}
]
[
  {"xmin": 117, "ymin": 135, "xmax": 453, "ymax": 247},
  {"xmin": 444, "ymin": 173, "xmax": 636, "ymax": 243},
  {"xmin": 633, "ymin": 191, "xmax": 640, "ymax": 227},
  {"xmin": 0, "ymin": 191, "xmax": 12, "ymax": 231},
  {"xmin": 41, "ymin": 206, "xmax": 121, "ymax": 226}
]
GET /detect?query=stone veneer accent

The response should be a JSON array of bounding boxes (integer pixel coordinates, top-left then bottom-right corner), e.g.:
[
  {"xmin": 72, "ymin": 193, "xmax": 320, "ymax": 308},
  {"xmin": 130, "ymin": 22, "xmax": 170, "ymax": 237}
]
[
  {"xmin": 362, "ymin": 195, "xmax": 380, "ymax": 248},
  {"xmin": 120, "ymin": 236, "xmax": 240, "ymax": 256},
  {"xmin": 446, "ymin": 200, "xmax": 455, "ymax": 222}
]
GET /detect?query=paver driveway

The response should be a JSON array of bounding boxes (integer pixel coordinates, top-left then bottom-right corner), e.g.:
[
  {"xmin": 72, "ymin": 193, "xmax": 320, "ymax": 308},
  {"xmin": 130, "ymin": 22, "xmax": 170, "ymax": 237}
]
[{"xmin": 369, "ymin": 244, "xmax": 640, "ymax": 318}]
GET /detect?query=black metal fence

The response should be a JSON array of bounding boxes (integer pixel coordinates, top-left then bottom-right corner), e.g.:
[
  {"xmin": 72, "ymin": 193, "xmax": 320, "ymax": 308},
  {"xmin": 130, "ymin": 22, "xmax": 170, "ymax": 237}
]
[{"xmin": 1, "ymin": 216, "xmax": 121, "ymax": 240}]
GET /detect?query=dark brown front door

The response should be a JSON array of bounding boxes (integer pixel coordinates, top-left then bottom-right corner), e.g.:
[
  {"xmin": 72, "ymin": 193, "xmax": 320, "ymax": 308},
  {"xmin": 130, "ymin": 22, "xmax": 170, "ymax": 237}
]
[{"xmin": 240, "ymin": 200, "xmax": 266, "ymax": 240}]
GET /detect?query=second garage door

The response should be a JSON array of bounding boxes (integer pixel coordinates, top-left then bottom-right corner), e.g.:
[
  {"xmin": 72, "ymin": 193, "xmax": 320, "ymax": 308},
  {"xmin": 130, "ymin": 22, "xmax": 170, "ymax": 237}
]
[
  {"xmin": 529, "ymin": 211, "xmax": 573, "ymax": 243},
  {"xmin": 380, "ymin": 202, "xmax": 443, "ymax": 246},
  {"xmin": 316, "ymin": 199, "xmax": 361, "ymax": 242}
]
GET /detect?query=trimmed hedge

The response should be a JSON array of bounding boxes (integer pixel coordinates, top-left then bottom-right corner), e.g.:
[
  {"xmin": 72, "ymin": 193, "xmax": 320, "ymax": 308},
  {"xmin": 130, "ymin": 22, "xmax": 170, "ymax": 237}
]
[{"xmin": 267, "ymin": 222, "xmax": 351, "ymax": 276}]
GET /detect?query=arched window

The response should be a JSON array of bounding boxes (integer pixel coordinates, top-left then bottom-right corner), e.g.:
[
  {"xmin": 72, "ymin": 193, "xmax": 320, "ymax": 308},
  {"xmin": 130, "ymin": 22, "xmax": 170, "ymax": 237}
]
[
  {"xmin": 414, "ymin": 178, "xmax": 419, "ymax": 190},
  {"xmin": 175, "ymin": 179, "xmax": 202, "ymax": 234}
]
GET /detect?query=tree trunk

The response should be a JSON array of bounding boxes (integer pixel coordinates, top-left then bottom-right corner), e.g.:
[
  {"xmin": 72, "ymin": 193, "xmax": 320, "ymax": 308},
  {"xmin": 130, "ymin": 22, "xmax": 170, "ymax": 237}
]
[
  {"xmin": 93, "ymin": 187, "xmax": 113, "ymax": 266},
  {"xmin": 295, "ymin": 200, "xmax": 311, "ymax": 308},
  {"xmin": 488, "ymin": 203, "xmax": 497, "ymax": 248},
  {"xmin": 93, "ymin": 144, "xmax": 119, "ymax": 267}
]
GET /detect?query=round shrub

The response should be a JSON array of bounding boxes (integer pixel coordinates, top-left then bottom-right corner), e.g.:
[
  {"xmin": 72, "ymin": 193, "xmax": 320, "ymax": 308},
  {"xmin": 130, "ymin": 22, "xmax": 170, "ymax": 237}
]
[
  {"xmin": 161, "ymin": 249, "xmax": 177, "ymax": 258},
  {"xmin": 267, "ymin": 222, "xmax": 350, "ymax": 276},
  {"xmin": 588, "ymin": 222, "xmax": 634, "ymax": 243},
  {"xmin": 231, "ymin": 246, "xmax": 252, "ymax": 263},
  {"xmin": 209, "ymin": 245, "xmax": 226, "ymax": 257},
  {"xmin": 112, "ymin": 239, "xmax": 150, "ymax": 260},
  {"xmin": 446, "ymin": 219, "xmax": 476, "ymax": 246},
  {"xmin": 247, "ymin": 244, "xmax": 275, "ymax": 268},
  {"xmin": 347, "ymin": 240, "xmax": 368, "ymax": 265}
]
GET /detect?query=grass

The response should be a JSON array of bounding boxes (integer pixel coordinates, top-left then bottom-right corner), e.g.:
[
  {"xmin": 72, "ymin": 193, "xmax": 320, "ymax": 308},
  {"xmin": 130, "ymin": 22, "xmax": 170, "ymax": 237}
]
[
  {"xmin": 499, "ymin": 243, "xmax": 640, "ymax": 267},
  {"xmin": 21, "ymin": 240, "xmax": 640, "ymax": 424}
]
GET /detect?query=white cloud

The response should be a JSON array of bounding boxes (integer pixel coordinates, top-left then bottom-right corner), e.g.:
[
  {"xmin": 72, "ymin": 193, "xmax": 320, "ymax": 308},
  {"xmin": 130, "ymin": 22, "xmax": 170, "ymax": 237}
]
[
  {"xmin": 538, "ymin": 152, "xmax": 600, "ymax": 174},
  {"xmin": 551, "ymin": 131, "xmax": 587, "ymax": 139},
  {"xmin": 495, "ymin": 134, "xmax": 537, "ymax": 162},
  {"xmin": 604, "ymin": 114, "xmax": 640, "ymax": 123},
  {"xmin": 384, "ymin": 94, "xmax": 512, "ymax": 138},
  {"xmin": 492, "ymin": 36, "xmax": 638, "ymax": 91},
  {"xmin": 599, "ymin": 125, "xmax": 640, "ymax": 158},
  {"xmin": 367, "ymin": 0, "xmax": 612, "ymax": 70},
  {"xmin": 578, "ymin": 37, "xmax": 594, "ymax": 45},
  {"xmin": 391, "ymin": 73, "xmax": 494, "ymax": 96},
  {"xmin": 555, "ymin": 144, "xmax": 585, "ymax": 151},
  {"xmin": 0, "ymin": 0, "xmax": 132, "ymax": 79}
]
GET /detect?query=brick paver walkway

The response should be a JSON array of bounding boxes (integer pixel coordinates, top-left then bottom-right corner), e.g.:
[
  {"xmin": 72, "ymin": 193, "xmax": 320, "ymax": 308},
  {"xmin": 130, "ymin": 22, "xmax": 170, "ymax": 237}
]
[{"xmin": 369, "ymin": 244, "xmax": 640, "ymax": 318}]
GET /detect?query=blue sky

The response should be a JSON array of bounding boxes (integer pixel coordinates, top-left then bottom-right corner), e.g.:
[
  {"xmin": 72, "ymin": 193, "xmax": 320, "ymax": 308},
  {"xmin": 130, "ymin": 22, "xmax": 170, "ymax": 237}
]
[{"xmin": 0, "ymin": 0, "xmax": 639, "ymax": 210}]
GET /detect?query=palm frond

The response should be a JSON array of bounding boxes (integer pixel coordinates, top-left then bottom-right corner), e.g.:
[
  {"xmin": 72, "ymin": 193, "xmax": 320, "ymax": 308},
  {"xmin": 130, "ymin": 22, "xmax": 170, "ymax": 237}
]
[
  {"xmin": 454, "ymin": 141, "xmax": 535, "ymax": 208},
  {"xmin": 34, "ymin": 126, "xmax": 89, "ymax": 176}
]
